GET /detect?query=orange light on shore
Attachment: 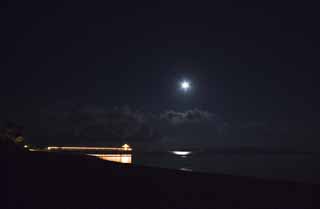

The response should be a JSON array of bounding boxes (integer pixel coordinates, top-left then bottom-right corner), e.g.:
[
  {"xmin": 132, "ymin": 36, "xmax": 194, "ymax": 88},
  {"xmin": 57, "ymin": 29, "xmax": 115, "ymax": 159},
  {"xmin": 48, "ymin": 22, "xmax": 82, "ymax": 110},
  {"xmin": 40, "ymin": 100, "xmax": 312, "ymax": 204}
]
[{"xmin": 45, "ymin": 145, "xmax": 132, "ymax": 164}]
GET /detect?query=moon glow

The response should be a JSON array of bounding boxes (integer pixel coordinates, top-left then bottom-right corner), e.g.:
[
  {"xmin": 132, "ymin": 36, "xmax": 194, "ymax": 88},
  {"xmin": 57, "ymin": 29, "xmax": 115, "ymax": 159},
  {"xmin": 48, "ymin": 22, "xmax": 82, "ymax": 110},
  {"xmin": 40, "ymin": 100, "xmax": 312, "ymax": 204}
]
[{"xmin": 180, "ymin": 80, "xmax": 191, "ymax": 91}]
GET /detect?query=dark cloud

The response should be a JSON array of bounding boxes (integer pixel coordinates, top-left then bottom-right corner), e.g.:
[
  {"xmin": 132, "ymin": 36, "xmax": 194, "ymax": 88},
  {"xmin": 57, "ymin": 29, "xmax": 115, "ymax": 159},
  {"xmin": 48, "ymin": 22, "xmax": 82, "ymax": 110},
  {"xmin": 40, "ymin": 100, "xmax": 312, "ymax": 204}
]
[
  {"xmin": 155, "ymin": 109, "xmax": 227, "ymax": 148},
  {"xmin": 160, "ymin": 109, "xmax": 214, "ymax": 124},
  {"xmin": 32, "ymin": 105, "xmax": 157, "ymax": 146},
  {"xmin": 15, "ymin": 103, "xmax": 315, "ymax": 150},
  {"xmin": 29, "ymin": 105, "xmax": 223, "ymax": 147}
]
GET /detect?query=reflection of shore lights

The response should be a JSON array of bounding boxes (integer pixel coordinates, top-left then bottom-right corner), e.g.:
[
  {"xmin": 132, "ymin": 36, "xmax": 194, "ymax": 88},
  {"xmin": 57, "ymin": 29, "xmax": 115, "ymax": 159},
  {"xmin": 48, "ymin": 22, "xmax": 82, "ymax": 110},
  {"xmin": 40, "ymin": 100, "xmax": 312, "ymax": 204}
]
[
  {"xmin": 88, "ymin": 154, "xmax": 132, "ymax": 164},
  {"xmin": 171, "ymin": 151, "xmax": 191, "ymax": 156}
]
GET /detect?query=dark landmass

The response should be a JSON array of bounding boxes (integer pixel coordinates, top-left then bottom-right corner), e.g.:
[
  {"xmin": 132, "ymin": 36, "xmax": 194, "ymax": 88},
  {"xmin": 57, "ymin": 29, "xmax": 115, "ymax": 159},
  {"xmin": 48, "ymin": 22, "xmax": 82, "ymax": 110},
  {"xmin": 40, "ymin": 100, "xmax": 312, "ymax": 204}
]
[{"xmin": 4, "ymin": 147, "xmax": 320, "ymax": 209}]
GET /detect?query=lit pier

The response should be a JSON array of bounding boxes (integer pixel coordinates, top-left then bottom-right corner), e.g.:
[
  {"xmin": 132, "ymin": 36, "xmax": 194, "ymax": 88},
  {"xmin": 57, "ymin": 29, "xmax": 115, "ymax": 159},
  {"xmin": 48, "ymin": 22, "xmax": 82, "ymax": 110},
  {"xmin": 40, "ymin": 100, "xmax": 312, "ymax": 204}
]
[
  {"xmin": 47, "ymin": 144, "xmax": 132, "ymax": 152},
  {"xmin": 45, "ymin": 144, "xmax": 132, "ymax": 163}
]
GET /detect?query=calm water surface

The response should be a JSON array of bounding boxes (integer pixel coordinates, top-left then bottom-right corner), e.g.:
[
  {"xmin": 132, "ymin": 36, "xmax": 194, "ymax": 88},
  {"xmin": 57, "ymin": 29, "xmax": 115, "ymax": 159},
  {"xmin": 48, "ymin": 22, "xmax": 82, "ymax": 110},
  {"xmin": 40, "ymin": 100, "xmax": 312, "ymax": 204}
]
[{"xmin": 132, "ymin": 151, "xmax": 320, "ymax": 184}]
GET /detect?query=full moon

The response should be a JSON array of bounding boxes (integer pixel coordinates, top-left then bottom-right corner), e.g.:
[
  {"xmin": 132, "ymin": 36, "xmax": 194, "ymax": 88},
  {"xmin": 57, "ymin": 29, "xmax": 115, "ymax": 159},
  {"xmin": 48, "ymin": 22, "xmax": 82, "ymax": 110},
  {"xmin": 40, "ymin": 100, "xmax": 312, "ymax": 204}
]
[{"xmin": 180, "ymin": 80, "xmax": 191, "ymax": 91}]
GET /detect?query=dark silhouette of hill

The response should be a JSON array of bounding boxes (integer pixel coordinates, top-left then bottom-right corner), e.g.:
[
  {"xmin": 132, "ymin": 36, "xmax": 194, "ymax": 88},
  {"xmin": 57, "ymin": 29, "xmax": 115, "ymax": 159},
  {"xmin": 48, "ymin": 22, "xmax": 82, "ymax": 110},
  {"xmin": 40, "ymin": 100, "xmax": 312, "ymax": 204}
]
[{"xmin": 4, "ymin": 146, "xmax": 320, "ymax": 209}]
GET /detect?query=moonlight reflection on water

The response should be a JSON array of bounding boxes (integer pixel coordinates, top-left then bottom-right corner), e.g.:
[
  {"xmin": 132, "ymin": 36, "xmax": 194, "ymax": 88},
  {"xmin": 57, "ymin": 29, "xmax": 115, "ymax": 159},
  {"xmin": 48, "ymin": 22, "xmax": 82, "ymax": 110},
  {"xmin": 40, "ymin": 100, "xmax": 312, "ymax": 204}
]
[{"xmin": 170, "ymin": 151, "xmax": 192, "ymax": 156}]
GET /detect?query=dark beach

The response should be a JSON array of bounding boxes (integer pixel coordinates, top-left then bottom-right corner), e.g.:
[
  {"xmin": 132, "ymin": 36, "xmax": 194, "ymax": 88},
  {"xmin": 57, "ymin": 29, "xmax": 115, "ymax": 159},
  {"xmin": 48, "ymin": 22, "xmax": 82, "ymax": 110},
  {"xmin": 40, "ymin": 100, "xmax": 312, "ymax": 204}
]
[{"xmin": 5, "ymin": 148, "xmax": 320, "ymax": 209}]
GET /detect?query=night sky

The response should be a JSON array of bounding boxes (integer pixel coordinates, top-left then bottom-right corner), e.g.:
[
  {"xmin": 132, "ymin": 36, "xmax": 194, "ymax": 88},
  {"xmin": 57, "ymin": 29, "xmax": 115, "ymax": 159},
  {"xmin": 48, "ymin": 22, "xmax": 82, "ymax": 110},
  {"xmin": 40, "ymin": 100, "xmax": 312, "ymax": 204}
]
[{"xmin": 1, "ymin": 1, "xmax": 319, "ymax": 149}]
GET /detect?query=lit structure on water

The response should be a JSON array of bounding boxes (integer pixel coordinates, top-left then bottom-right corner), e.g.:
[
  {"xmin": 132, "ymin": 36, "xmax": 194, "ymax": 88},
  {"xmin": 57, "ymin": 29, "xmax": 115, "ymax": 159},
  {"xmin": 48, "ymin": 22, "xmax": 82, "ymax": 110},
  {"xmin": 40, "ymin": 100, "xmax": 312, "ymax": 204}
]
[
  {"xmin": 47, "ymin": 144, "xmax": 132, "ymax": 152},
  {"xmin": 46, "ymin": 144, "xmax": 132, "ymax": 164}
]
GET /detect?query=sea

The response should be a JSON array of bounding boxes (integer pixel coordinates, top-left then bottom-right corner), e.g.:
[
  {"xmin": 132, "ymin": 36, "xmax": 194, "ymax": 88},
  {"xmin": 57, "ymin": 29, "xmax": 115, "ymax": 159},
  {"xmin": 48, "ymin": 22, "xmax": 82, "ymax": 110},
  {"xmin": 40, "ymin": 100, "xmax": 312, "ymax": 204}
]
[{"xmin": 132, "ymin": 150, "xmax": 320, "ymax": 184}]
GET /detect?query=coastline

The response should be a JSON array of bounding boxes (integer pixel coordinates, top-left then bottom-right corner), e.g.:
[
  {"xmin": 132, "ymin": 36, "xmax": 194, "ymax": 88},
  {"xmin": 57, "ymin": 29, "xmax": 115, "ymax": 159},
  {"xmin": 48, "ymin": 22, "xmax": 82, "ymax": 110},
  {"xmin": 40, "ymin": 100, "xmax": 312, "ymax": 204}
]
[{"xmin": 5, "ymin": 149, "xmax": 320, "ymax": 209}]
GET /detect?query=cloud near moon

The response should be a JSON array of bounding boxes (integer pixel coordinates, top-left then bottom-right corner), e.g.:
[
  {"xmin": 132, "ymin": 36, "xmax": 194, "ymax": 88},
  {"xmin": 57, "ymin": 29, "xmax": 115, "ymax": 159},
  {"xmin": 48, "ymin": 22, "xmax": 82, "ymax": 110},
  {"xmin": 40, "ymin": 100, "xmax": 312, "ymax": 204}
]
[
  {"xmin": 33, "ymin": 105, "xmax": 221, "ymax": 146},
  {"xmin": 21, "ymin": 103, "xmax": 308, "ymax": 149}
]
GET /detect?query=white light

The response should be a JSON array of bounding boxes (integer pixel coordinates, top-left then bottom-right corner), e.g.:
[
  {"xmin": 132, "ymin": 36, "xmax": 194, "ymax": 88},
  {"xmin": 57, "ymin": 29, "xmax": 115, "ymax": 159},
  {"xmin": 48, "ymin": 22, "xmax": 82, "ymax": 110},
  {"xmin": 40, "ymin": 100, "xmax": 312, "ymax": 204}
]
[
  {"xmin": 181, "ymin": 81, "xmax": 190, "ymax": 91},
  {"xmin": 171, "ymin": 151, "xmax": 192, "ymax": 156},
  {"xmin": 180, "ymin": 168, "xmax": 193, "ymax": 172}
]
